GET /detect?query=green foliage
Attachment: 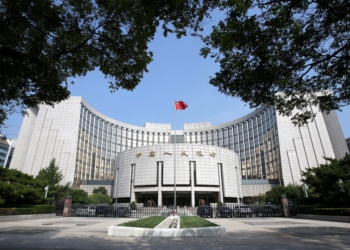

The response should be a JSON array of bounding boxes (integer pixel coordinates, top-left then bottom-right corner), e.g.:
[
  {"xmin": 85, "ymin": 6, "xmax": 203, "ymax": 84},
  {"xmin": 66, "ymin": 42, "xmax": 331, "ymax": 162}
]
[
  {"xmin": 265, "ymin": 185, "xmax": 285, "ymax": 203},
  {"xmin": 180, "ymin": 216, "xmax": 218, "ymax": 228},
  {"xmin": 0, "ymin": 0, "xmax": 217, "ymax": 130},
  {"xmin": 284, "ymin": 184, "xmax": 302, "ymax": 201},
  {"xmin": 314, "ymin": 208, "xmax": 350, "ymax": 216},
  {"xmin": 68, "ymin": 189, "xmax": 89, "ymax": 204},
  {"xmin": 30, "ymin": 205, "xmax": 56, "ymax": 214},
  {"xmin": 0, "ymin": 168, "xmax": 43, "ymax": 205},
  {"xmin": 296, "ymin": 205, "xmax": 319, "ymax": 215},
  {"xmin": 1, "ymin": 0, "xmax": 349, "ymax": 128},
  {"xmin": 119, "ymin": 216, "xmax": 167, "ymax": 228},
  {"xmin": 87, "ymin": 193, "xmax": 112, "ymax": 204},
  {"xmin": 54, "ymin": 182, "xmax": 72, "ymax": 201},
  {"xmin": 299, "ymin": 197, "xmax": 323, "ymax": 206},
  {"xmin": 130, "ymin": 201, "xmax": 137, "ymax": 210},
  {"xmin": 0, "ymin": 208, "xmax": 32, "ymax": 215},
  {"xmin": 92, "ymin": 186, "xmax": 107, "ymax": 195},
  {"xmin": 200, "ymin": 0, "xmax": 350, "ymax": 125},
  {"xmin": 42, "ymin": 198, "xmax": 55, "ymax": 205},
  {"xmin": 217, "ymin": 200, "xmax": 223, "ymax": 209},
  {"xmin": 297, "ymin": 205, "xmax": 350, "ymax": 216},
  {"xmin": 249, "ymin": 194, "xmax": 266, "ymax": 204},
  {"xmin": 265, "ymin": 184, "xmax": 303, "ymax": 203},
  {"xmin": 35, "ymin": 158, "xmax": 71, "ymax": 200},
  {"xmin": 301, "ymin": 154, "xmax": 350, "ymax": 207},
  {"xmin": 35, "ymin": 158, "xmax": 63, "ymax": 187},
  {"xmin": 0, "ymin": 205, "xmax": 55, "ymax": 216}
]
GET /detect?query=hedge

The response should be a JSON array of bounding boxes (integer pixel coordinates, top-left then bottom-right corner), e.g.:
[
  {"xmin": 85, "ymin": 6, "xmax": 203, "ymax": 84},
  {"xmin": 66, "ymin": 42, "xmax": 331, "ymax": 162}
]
[
  {"xmin": 297, "ymin": 205, "xmax": 350, "ymax": 216},
  {"xmin": 0, "ymin": 205, "xmax": 55, "ymax": 216},
  {"xmin": 298, "ymin": 198, "xmax": 323, "ymax": 206}
]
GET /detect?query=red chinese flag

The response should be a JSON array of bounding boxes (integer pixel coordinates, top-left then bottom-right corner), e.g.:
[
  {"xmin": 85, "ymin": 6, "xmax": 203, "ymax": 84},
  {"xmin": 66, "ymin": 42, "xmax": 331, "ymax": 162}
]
[{"xmin": 175, "ymin": 101, "xmax": 188, "ymax": 110}]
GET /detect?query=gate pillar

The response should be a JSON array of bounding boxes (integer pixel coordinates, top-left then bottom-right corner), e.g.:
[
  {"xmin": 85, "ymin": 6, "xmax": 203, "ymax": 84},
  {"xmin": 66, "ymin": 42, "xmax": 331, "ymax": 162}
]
[
  {"xmin": 62, "ymin": 195, "xmax": 72, "ymax": 217},
  {"xmin": 280, "ymin": 194, "xmax": 290, "ymax": 217}
]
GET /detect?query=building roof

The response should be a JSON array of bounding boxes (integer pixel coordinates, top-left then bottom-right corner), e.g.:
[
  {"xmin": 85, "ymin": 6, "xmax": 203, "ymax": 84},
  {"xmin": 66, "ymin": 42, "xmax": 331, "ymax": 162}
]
[{"xmin": 0, "ymin": 137, "xmax": 9, "ymax": 147}]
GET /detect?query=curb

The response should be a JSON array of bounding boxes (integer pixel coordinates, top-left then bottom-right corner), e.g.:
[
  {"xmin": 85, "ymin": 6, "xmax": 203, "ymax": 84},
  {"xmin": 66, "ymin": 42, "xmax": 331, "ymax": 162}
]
[
  {"xmin": 297, "ymin": 214, "xmax": 350, "ymax": 223},
  {"xmin": 0, "ymin": 214, "xmax": 57, "ymax": 222},
  {"xmin": 107, "ymin": 225, "xmax": 226, "ymax": 237}
]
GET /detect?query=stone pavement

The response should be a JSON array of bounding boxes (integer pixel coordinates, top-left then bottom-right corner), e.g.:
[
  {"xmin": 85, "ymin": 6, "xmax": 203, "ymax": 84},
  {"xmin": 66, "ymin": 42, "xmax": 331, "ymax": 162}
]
[{"xmin": 0, "ymin": 216, "xmax": 349, "ymax": 249}]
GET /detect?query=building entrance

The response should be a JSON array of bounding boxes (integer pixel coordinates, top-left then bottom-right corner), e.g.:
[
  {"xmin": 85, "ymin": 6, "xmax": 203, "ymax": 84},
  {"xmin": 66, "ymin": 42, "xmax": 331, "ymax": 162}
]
[
  {"xmin": 162, "ymin": 191, "xmax": 191, "ymax": 207},
  {"xmin": 195, "ymin": 192, "xmax": 217, "ymax": 206},
  {"xmin": 136, "ymin": 192, "xmax": 157, "ymax": 207}
]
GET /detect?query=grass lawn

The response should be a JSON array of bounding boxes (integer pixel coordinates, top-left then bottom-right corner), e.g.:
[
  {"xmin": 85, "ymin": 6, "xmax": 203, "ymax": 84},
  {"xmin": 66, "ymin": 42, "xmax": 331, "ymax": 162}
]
[
  {"xmin": 180, "ymin": 216, "xmax": 218, "ymax": 228},
  {"xmin": 118, "ymin": 216, "xmax": 167, "ymax": 228}
]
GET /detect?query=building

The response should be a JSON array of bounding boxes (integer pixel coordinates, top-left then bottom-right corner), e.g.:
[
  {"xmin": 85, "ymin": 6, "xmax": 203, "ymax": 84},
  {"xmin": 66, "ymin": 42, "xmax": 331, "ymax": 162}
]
[
  {"xmin": 10, "ymin": 97, "xmax": 349, "ymax": 206},
  {"xmin": 0, "ymin": 136, "xmax": 16, "ymax": 168},
  {"xmin": 346, "ymin": 137, "xmax": 350, "ymax": 152},
  {"xmin": 0, "ymin": 137, "xmax": 9, "ymax": 167}
]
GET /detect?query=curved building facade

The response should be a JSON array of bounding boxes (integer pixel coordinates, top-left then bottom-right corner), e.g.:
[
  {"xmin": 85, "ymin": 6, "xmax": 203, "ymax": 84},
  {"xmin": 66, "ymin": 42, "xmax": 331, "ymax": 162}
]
[
  {"xmin": 114, "ymin": 144, "xmax": 241, "ymax": 206},
  {"xmin": 10, "ymin": 96, "xmax": 349, "ymax": 204}
]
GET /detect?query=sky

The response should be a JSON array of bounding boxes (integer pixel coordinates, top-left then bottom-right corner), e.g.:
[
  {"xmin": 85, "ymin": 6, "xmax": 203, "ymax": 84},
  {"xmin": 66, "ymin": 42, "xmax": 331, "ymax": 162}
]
[{"xmin": 3, "ymin": 17, "xmax": 350, "ymax": 140}]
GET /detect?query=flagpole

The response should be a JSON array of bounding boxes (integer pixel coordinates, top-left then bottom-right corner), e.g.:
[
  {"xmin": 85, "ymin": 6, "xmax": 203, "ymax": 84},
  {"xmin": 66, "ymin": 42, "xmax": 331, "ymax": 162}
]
[
  {"xmin": 174, "ymin": 100, "xmax": 177, "ymax": 211},
  {"xmin": 173, "ymin": 101, "xmax": 187, "ymax": 212}
]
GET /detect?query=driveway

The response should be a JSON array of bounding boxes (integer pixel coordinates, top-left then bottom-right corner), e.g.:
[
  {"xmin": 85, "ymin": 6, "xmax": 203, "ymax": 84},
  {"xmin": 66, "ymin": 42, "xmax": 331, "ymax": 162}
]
[{"xmin": 0, "ymin": 217, "xmax": 349, "ymax": 249}]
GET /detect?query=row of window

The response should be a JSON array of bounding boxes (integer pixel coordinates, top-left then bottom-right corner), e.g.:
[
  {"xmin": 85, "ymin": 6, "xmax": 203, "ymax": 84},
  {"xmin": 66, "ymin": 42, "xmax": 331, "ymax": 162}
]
[{"xmin": 74, "ymin": 105, "xmax": 282, "ymax": 185}]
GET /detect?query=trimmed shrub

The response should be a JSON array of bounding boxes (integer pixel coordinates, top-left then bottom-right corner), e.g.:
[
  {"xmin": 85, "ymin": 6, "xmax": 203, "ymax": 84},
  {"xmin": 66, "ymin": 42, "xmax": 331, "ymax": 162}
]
[
  {"xmin": 31, "ymin": 205, "xmax": 56, "ymax": 214},
  {"xmin": 41, "ymin": 198, "xmax": 55, "ymax": 205},
  {"xmin": 298, "ymin": 198, "xmax": 323, "ymax": 206},
  {"xmin": 0, "ymin": 205, "xmax": 55, "ymax": 216},
  {"xmin": 0, "ymin": 208, "xmax": 16, "ymax": 216},
  {"xmin": 297, "ymin": 205, "xmax": 317, "ymax": 214},
  {"xmin": 314, "ymin": 208, "xmax": 350, "ymax": 216},
  {"xmin": 297, "ymin": 205, "xmax": 350, "ymax": 216}
]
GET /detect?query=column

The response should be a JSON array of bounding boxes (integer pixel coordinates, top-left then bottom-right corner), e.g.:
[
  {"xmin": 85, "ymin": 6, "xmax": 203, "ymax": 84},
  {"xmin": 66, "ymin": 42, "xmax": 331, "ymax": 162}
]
[
  {"xmin": 190, "ymin": 161, "xmax": 195, "ymax": 207},
  {"xmin": 130, "ymin": 164, "xmax": 135, "ymax": 202},
  {"xmin": 158, "ymin": 161, "xmax": 162, "ymax": 207},
  {"xmin": 218, "ymin": 163, "xmax": 224, "ymax": 203}
]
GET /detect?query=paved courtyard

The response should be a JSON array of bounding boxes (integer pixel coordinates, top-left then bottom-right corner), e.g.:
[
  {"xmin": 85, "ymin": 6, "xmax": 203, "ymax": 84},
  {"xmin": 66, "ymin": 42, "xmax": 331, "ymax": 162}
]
[{"xmin": 0, "ymin": 216, "xmax": 349, "ymax": 249}]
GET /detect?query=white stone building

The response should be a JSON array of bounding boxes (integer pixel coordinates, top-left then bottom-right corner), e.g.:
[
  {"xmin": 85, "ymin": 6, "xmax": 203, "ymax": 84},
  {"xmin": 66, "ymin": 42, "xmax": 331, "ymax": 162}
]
[{"xmin": 10, "ymin": 96, "xmax": 349, "ymax": 206}]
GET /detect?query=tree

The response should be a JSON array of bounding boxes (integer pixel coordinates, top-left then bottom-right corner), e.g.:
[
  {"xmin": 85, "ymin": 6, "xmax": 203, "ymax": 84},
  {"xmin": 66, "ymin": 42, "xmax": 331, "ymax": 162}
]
[
  {"xmin": 0, "ymin": 0, "xmax": 217, "ymax": 130},
  {"xmin": 4, "ymin": 1, "xmax": 346, "ymax": 128},
  {"xmin": 0, "ymin": 168, "xmax": 43, "ymax": 205},
  {"xmin": 284, "ymin": 184, "xmax": 303, "ymax": 201},
  {"xmin": 92, "ymin": 186, "xmax": 107, "ymax": 195},
  {"xmin": 265, "ymin": 185, "xmax": 285, "ymax": 203},
  {"xmin": 68, "ymin": 189, "xmax": 89, "ymax": 204},
  {"xmin": 35, "ymin": 158, "xmax": 64, "ymax": 198},
  {"xmin": 301, "ymin": 154, "xmax": 350, "ymax": 207},
  {"xmin": 54, "ymin": 182, "xmax": 72, "ymax": 201},
  {"xmin": 249, "ymin": 193, "xmax": 266, "ymax": 204},
  {"xmin": 200, "ymin": 0, "xmax": 350, "ymax": 125},
  {"xmin": 265, "ymin": 184, "xmax": 303, "ymax": 203},
  {"xmin": 130, "ymin": 201, "xmax": 137, "ymax": 210},
  {"xmin": 87, "ymin": 193, "xmax": 112, "ymax": 204},
  {"xmin": 217, "ymin": 200, "xmax": 223, "ymax": 209}
]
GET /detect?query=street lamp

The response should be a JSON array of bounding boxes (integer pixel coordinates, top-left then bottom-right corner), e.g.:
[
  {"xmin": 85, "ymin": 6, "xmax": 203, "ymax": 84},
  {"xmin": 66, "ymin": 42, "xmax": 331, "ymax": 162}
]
[{"xmin": 44, "ymin": 186, "xmax": 49, "ymax": 198}]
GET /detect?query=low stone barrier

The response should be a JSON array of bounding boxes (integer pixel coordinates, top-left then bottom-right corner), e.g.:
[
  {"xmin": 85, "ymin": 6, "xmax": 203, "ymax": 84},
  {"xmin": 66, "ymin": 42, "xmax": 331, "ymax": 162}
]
[
  {"xmin": 108, "ymin": 216, "xmax": 226, "ymax": 237},
  {"xmin": 0, "ymin": 214, "xmax": 57, "ymax": 222},
  {"xmin": 107, "ymin": 225, "xmax": 226, "ymax": 237},
  {"xmin": 297, "ymin": 214, "xmax": 350, "ymax": 223}
]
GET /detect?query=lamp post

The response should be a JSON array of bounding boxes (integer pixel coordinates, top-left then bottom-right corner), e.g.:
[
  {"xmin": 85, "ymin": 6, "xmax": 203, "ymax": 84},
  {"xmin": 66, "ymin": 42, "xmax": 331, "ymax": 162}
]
[
  {"xmin": 303, "ymin": 184, "xmax": 308, "ymax": 198},
  {"xmin": 44, "ymin": 186, "xmax": 49, "ymax": 198}
]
